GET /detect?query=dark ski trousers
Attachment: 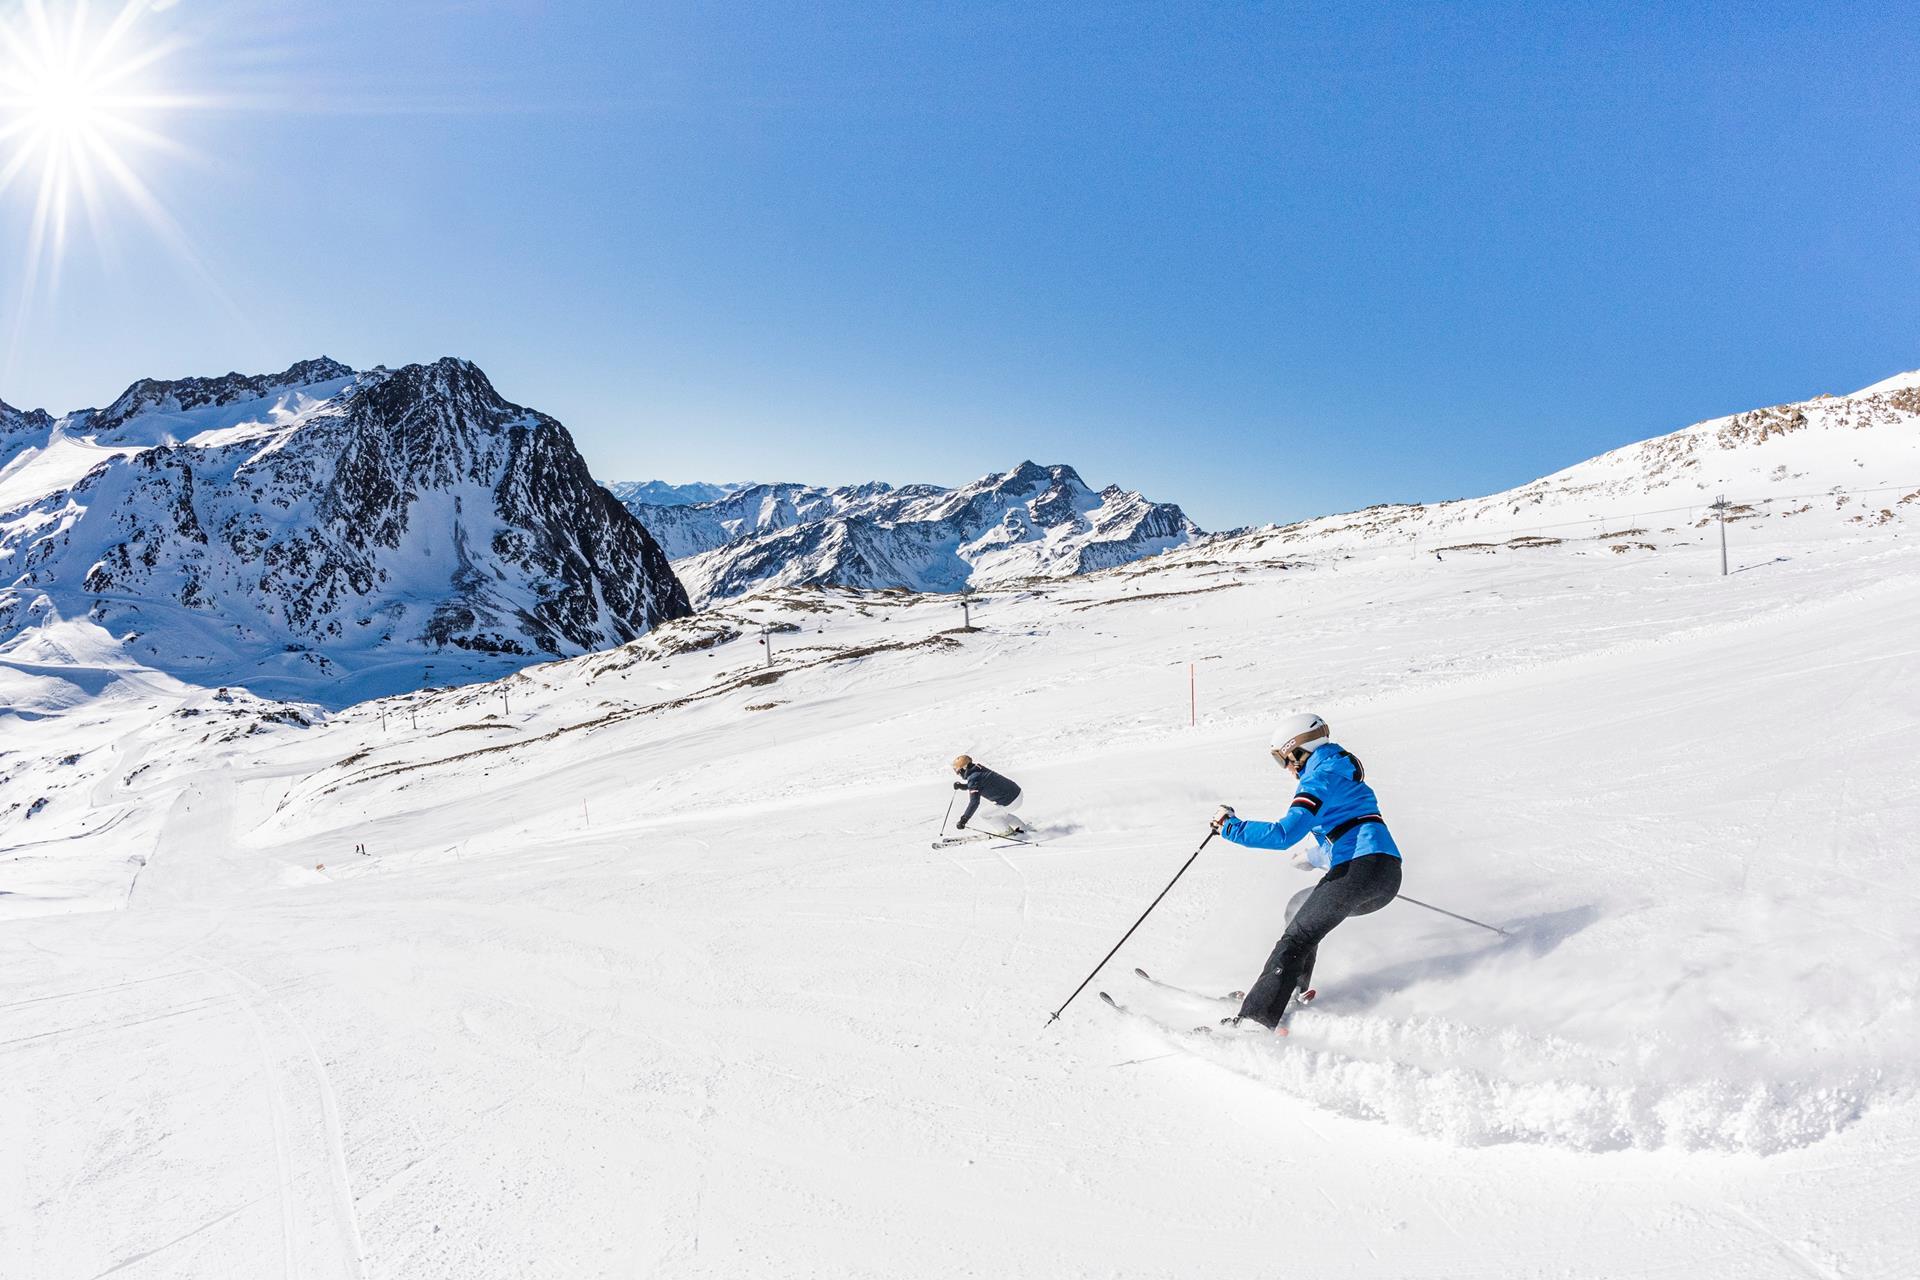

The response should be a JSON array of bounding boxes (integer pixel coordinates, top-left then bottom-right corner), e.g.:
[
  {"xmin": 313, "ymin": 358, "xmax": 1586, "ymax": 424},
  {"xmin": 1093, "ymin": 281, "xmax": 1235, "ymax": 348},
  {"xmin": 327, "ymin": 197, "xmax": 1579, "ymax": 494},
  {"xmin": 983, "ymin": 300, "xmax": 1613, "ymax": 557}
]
[{"xmin": 1238, "ymin": 853, "xmax": 1402, "ymax": 1029}]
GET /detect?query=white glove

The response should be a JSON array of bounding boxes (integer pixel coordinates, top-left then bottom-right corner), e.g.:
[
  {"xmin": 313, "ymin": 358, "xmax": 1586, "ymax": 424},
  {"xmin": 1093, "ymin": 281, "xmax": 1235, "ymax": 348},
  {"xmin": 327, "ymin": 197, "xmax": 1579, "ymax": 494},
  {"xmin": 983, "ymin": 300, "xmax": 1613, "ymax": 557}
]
[{"xmin": 1211, "ymin": 805, "xmax": 1235, "ymax": 833}]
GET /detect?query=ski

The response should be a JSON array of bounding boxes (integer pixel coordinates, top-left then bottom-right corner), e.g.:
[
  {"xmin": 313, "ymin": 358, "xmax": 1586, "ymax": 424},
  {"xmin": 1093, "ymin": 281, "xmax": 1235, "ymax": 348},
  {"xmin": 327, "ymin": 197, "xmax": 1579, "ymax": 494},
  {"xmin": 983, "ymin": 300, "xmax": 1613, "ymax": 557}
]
[
  {"xmin": 1131, "ymin": 967, "xmax": 1245, "ymax": 1004},
  {"xmin": 1198, "ymin": 1017, "xmax": 1290, "ymax": 1039},
  {"xmin": 931, "ymin": 830, "xmax": 1041, "ymax": 850},
  {"xmin": 1101, "ymin": 991, "xmax": 1217, "ymax": 1037}
]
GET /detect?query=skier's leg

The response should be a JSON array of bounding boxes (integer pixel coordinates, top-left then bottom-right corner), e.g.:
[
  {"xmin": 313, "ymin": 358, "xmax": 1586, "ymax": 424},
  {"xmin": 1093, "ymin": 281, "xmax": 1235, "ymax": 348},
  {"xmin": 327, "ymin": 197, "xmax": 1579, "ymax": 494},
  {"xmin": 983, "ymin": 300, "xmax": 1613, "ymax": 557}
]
[
  {"xmin": 1341, "ymin": 854, "xmax": 1402, "ymax": 917},
  {"xmin": 1000, "ymin": 788, "xmax": 1028, "ymax": 833},
  {"xmin": 1295, "ymin": 942, "xmax": 1319, "ymax": 999},
  {"xmin": 1237, "ymin": 934, "xmax": 1308, "ymax": 1027},
  {"xmin": 1287, "ymin": 856, "xmax": 1400, "ymax": 1007},
  {"xmin": 1239, "ymin": 876, "xmax": 1349, "ymax": 1027},
  {"xmin": 978, "ymin": 802, "xmax": 1021, "ymax": 835},
  {"xmin": 1238, "ymin": 857, "xmax": 1397, "ymax": 1028},
  {"xmin": 1281, "ymin": 884, "xmax": 1319, "ymax": 996}
]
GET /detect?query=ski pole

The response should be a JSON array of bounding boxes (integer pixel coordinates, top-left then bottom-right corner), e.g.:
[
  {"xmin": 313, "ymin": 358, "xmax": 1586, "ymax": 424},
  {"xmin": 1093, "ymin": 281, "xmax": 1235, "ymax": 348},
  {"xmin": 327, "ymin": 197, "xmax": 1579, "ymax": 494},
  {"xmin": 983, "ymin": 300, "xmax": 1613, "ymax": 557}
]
[
  {"xmin": 938, "ymin": 792, "xmax": 956, "ymax": 836},
  {"xmin": 1045, "ymin": 830, "xmax": 1214, "ymax": 1026},
  {"xmin": 1395, "ymin": 892, "xmax": 1507, "ymax": 936}
]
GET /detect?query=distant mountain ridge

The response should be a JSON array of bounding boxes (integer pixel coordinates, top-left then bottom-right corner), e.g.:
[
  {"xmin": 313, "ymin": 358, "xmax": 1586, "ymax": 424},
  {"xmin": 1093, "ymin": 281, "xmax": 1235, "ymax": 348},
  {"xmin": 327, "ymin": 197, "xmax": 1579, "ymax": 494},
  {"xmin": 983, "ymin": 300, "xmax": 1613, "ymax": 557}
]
[
  {"xmin": 621, "ymin": 463, "xmax": 1202, "ymax": 606},
  {"xmin": 606, "ymin": 479, "xmax": 744, "ymax": 509},
  {"xmin": 622, "ymin": 480, "xmax": 922, "ymax": 561},
  {"xmin": 0, "ymin": 357, "xmax": 690, "ymax": 700}
]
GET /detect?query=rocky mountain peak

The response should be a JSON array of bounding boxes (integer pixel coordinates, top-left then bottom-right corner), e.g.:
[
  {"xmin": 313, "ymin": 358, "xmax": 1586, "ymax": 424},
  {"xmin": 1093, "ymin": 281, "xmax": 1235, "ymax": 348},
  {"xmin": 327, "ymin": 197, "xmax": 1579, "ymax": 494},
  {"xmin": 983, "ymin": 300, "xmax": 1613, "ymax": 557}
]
[
  {"xmin": 1, "ymin": 397, "xmax": 55, "ymax": 435},
  {"xmin": 1, "ymin": 357, "xmax": 689, "ymax": 701},
  {"xmin": 987, "ymin": 461, "xmax": 1087, "ymax": 496},
  {"xmin": 93, "ymin": 356, "xmax": 358, "ymax": 434}
]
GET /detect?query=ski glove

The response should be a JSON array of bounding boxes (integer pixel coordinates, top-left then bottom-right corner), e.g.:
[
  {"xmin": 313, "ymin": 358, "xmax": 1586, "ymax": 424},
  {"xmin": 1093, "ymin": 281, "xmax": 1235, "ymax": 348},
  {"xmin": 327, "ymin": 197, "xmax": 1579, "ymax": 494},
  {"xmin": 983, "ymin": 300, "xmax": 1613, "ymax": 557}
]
[
  {"xmin": 1211, "ymin": 805, "xmax": 1235, "ymax": 834},
  {"xmin": 955, "ymin": 819, "xmax": 968, "ymax": 830}
]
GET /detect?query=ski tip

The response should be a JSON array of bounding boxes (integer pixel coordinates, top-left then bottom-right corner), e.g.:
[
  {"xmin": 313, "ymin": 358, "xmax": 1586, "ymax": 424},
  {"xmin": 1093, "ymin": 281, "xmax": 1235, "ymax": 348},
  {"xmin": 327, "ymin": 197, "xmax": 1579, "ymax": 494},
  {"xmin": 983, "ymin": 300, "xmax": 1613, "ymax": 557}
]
[
  {"xmin": 1132, "ymin": 967, "xmax": 1150, "ymax": 980},
  {"xmin": 1098, "ymin": 991, "xmax": 1118, "ymax": 1007}
]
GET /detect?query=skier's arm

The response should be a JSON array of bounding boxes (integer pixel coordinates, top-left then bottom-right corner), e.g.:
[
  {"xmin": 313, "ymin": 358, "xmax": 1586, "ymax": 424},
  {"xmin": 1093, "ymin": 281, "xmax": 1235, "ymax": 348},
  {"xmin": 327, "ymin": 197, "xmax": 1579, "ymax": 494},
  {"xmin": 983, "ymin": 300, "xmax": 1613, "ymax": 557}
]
[
  {"xmin": 958, "ymin": 787, "xmax": 982, "ymax": 827},
  {"xmin": 1220, "ymin": 794, "xmax": 1321, "ymax": 851}
]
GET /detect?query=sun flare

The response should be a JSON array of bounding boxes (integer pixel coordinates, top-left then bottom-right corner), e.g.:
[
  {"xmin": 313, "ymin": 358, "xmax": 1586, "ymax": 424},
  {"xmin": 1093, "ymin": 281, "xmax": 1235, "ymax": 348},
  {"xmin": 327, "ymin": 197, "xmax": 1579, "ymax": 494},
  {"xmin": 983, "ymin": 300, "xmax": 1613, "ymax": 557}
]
[{"xmin": 0, "ymin": 0, "xmax": 199, "ymax": 298}]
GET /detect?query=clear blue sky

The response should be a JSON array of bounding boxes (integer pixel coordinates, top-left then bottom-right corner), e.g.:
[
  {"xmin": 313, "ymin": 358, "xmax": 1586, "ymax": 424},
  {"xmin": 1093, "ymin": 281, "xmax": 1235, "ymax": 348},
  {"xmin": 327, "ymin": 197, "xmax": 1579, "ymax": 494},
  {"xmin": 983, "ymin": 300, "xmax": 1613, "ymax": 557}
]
[{"xmin": 3, "ymin": 0, "xmax": 1915, "ymax": 529}]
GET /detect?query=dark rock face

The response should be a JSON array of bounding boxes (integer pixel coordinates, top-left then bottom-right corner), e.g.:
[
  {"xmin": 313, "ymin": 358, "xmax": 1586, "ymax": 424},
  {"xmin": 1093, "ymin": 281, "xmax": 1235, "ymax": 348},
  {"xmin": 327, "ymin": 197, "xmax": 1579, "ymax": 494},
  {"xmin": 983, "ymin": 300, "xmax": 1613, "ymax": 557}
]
[{"xmin": 2, "ymin": 357, "xmax": 691, "ymax": 677}]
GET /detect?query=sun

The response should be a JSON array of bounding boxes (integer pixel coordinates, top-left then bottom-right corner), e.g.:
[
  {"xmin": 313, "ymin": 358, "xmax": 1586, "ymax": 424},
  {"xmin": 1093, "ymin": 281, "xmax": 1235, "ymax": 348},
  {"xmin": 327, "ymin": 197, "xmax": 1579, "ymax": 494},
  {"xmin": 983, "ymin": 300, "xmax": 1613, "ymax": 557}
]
[
  {"xmin": 25, "ymin": 49, "xmax": 107, "ymax": 136},
  {"xmin": 0, "ymin": 0, "xmax": 198, "ymax": 297}
]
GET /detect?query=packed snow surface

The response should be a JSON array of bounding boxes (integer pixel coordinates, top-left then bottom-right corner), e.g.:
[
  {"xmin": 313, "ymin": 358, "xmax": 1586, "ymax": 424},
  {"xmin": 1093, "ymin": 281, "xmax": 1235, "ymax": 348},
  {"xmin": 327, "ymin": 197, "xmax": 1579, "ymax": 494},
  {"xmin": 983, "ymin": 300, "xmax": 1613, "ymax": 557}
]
[{"xmin": 3, "ymin": 373, "xmax": 1920, "ymax": 1277}]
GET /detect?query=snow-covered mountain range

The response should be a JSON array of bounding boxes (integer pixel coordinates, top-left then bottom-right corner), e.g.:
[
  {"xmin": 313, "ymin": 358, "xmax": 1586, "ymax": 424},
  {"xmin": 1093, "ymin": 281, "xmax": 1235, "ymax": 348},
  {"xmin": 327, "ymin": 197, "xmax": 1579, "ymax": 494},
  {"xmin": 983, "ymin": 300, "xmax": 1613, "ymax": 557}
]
[
  {"xmin": 623, "ymin": 463, "xmax": 1203, "ymax": 605},
  {"xmin": 0, "ymin": 358, "xmax": 690, "ymax": 701},
  {"xmin": 606, "ymin": 479, "xmax": 743, "ymax": 508},
  {"xmin": 621, "ymin": 480, "xmax": 910, "ymax": 560}
]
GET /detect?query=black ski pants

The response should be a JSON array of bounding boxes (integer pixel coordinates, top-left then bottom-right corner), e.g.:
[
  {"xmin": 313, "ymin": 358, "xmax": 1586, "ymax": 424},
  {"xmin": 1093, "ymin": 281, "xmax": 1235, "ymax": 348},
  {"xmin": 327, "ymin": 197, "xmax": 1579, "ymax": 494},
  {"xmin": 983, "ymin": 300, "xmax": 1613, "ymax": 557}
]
[{"xmin": 1238, "ymin": 853, "xmax": 1402, "ymax": 1029}]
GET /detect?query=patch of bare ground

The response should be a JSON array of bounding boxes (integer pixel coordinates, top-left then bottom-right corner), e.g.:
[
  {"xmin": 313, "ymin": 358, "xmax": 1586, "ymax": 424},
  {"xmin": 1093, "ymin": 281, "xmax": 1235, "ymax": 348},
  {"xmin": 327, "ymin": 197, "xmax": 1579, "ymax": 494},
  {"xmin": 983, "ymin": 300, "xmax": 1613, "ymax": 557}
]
[
  {"xmin": 1849, "ymin": 508, "xmax": 1901, "ymax": 527},
  {"xmin": 1694, "ymin": 504, "xmax": 1760, "ymax": 528},
  {"xmin": 1435, "ymin": 535, "xmax": 1564, "ymax": 554},
  {"xmin": 1715, "ymin": 405, "xmax": 1809, "ymax": 447}
]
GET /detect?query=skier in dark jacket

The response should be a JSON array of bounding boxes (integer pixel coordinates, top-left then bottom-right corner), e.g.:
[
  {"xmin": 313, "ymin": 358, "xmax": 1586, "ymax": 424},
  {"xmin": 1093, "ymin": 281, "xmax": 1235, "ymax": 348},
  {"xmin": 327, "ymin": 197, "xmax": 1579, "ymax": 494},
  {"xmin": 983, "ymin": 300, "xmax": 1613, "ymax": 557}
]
[
  {"xmin": 952, "ymin": 755, "xmax": 1028, "ymax": 834},
  {"xmin": 1210, "ymin": 712, "xmax": 1402, "ymax": 1034}
]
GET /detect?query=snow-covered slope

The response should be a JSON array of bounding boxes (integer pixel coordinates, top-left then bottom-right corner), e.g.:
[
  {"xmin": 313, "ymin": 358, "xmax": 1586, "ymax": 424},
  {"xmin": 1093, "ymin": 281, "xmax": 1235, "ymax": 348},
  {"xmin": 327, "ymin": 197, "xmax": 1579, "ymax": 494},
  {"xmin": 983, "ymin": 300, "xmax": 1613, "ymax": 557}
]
[
  {"xmin": 0, "ymin": 358, "xmax": 691, "ymax": 702},
  {"xmin": 1197, "ymin": 369, "xmax": 1920, "ymax": 559},
  {"xmin": 643, "ymin": 463, "xmax": 1201, "ymax": 605},
  {"xmin": 4, "ymin": 371, "xmax": 1920, "ymax": 1278}
]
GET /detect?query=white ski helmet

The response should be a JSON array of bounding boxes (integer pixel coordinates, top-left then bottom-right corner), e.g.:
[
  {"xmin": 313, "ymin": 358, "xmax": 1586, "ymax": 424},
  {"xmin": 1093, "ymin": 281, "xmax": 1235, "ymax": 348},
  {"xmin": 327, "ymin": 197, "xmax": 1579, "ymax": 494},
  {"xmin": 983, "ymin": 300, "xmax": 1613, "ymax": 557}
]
[{"xmin": 1269, "ymin": 713, "xmax": 1329, "ymax": 765}]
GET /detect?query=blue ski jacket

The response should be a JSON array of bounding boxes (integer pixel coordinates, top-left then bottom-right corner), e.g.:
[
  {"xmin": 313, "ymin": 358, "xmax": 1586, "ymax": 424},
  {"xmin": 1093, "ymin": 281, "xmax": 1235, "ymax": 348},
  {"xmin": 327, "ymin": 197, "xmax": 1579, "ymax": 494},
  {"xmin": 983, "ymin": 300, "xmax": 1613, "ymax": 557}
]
[{"xmin": 1219, "ymin": 742, "xmax": 1401, "ymax": 869}]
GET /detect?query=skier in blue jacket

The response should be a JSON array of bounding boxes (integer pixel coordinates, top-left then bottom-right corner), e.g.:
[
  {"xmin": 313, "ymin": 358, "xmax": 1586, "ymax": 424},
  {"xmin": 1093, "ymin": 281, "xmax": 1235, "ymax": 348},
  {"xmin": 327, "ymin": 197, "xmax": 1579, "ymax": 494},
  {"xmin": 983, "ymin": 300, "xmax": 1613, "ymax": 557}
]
[{"xmin": 1210, "ymin": 712, "xmax": 1403, "ymax": 1033}]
